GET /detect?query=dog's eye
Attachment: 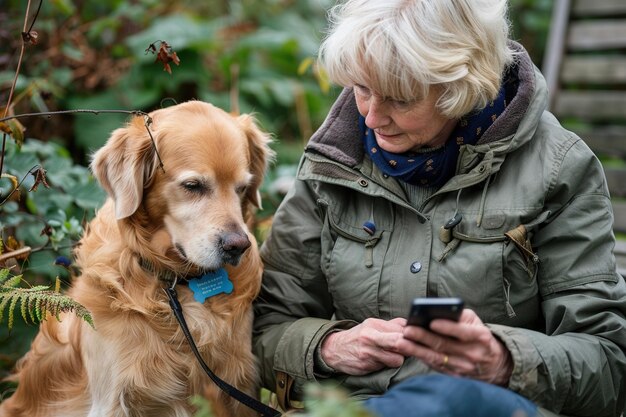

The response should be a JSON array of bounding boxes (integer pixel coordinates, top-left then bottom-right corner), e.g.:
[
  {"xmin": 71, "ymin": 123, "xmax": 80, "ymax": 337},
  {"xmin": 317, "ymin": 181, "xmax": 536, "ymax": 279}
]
[
  {"xmin": 235, "ymin": 185, "xmax": 248, "ymax": 195},
  {"xmin": 182, "ymin": 180, "xmax": 205, "ymax": 193}
]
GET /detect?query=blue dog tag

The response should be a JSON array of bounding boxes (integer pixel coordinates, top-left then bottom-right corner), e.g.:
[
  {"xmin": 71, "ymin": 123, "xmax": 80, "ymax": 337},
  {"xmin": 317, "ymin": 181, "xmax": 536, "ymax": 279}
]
[{"xmin": 188, "ymin": 268, "xmax": 234, "ymax": 303}]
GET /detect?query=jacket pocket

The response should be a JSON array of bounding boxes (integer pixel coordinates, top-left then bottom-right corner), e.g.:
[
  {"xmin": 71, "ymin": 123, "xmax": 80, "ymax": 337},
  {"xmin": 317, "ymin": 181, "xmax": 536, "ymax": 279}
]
[
  {"xmin": 317, "ymin": 198, "xmax": 393, "ymax": 320},
  {"xmin": 501, "ymin": 229, "xmax": 540, "ymax": 324},
  {"xmin": 436, "ymin": 216, "xmax": 541, "ymax": 324}
]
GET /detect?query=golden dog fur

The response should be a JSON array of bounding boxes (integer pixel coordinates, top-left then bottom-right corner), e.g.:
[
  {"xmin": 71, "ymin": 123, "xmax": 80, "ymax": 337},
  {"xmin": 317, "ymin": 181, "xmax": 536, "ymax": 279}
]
[{"xmin": 0, "ymin": 101, "xmax": 273, "ymax": 417}]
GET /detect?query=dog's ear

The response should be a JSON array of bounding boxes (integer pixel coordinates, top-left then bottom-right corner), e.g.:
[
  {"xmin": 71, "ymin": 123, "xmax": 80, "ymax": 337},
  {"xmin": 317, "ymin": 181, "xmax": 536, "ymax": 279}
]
[
  {"xmin": 237, "ymin": 114, "xmax": 274, "ymax": 209},
  {"xmin": 91, "ymin": 117, "xmax": 160, "ymax": 219}
]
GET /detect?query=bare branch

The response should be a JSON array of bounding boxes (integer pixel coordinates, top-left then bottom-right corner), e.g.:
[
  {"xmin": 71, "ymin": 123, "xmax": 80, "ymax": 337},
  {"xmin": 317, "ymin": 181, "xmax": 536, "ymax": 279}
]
[
  {"xmin": 1, "ymin": 0, "xmax": 43, "ymax": 177},
  {"xmin": 0, "ymin": 109, "xmax": 149, "ymax": 124}
]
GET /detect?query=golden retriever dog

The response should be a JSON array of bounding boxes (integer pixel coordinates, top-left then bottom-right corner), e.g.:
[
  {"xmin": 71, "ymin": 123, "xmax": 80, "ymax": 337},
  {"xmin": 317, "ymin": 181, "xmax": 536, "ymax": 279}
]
[{"xmin": 0, "ymin": 100, "xmax": 273, "ymax": 417}]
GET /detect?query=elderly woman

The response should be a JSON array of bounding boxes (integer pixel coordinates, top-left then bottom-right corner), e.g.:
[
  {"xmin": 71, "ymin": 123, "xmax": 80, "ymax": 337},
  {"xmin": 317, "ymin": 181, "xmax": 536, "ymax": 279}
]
[{"xmin": 253, "ymin": 0, "xmax": 626, "ymax": 416}]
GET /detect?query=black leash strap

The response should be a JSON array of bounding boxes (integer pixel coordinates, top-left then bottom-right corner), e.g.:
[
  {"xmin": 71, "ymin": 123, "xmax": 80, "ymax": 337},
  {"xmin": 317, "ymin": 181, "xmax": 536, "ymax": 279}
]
[{"xmin": 165, "ymin": 286, "xmax": 282, "ymax": 417}]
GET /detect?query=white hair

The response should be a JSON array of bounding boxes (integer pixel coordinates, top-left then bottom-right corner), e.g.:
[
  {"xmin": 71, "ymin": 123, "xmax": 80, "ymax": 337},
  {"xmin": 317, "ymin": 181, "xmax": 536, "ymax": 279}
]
[{"xmin": 318, "ymin": 0, "xmax": 516, "ymax": 118}]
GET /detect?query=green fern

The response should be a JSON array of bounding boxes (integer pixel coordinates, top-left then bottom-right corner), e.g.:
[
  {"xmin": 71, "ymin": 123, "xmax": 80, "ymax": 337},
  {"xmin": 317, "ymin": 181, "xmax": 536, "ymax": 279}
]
[{"xmin": 0, "ymin": 269, "xmax": 94, "ymax": 331}]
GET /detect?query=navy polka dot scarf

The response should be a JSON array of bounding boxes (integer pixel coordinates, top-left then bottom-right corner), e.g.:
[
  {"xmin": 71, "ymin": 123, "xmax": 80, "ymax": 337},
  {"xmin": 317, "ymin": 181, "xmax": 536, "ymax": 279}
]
[{"xmin": 362, "ymin": 86, "xmax": 507, "ymax": 188}]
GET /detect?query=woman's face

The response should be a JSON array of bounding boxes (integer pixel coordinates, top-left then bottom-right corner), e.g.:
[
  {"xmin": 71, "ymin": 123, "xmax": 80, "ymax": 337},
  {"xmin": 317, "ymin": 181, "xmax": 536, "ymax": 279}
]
[{"xmin": 354, "ymin": 84, "xmax": 457, "ymax": 153}]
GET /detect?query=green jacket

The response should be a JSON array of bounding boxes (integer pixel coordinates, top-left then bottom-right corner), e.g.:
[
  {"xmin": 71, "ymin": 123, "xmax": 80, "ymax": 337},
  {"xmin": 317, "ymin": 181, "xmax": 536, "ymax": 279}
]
[{"xmin": 253, "ymin": 43, "xmax": 626, "ymax": 416}]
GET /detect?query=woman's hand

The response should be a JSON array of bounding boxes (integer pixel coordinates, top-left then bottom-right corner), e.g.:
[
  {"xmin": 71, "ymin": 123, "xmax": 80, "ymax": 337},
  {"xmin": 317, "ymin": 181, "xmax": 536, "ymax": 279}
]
[
  {"xmin": 402, "ymin": 308, "xmax": 513, "ymax": 386},
  {"xmin": 320, "ymin": 317, "xmax": 417, "ymax": 375}
]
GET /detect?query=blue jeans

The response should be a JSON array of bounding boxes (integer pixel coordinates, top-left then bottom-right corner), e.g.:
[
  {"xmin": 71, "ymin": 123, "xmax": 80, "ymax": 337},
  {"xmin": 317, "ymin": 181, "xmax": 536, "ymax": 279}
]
[{"xmin": 363, "ymin": 374, "xmax": 538, "ymax": 417}]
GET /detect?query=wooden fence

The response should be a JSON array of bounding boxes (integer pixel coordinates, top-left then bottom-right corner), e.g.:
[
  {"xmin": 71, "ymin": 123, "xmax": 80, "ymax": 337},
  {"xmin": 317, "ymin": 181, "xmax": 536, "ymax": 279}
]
[{"xmin": 542, "ymin": 0, "xmax": 626, "ymax": 275}]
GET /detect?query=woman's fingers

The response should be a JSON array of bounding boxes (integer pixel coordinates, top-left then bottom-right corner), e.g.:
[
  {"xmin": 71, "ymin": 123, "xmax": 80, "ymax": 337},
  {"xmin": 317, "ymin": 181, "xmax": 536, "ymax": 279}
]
[
  {"xmin": 321, "ymin": 318, "xmax": 409, "ymax": 375},
  {"xmin": 401, "ymin": 332, "xmax": 477, "ymax": 375},
  {"xmin": 402, "ymin": 311, "xmax": 513, "ymax": 384},
  {"xmin": 319, "ymin": 313, "xmax": 513, "ymax": 385}
]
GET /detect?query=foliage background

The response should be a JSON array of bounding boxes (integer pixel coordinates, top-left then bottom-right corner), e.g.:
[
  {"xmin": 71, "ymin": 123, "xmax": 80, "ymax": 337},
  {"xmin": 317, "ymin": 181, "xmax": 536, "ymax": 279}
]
[{"xmin": 0, "ymin": 0, "xmax": 552, "ymax": 399}]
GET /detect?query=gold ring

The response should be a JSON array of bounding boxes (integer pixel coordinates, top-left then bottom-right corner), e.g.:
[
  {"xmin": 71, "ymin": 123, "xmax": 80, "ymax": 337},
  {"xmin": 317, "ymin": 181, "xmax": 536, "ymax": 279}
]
[{"xmin": 442, "ymin": 355, "xmax": 449, "ymax": 367}]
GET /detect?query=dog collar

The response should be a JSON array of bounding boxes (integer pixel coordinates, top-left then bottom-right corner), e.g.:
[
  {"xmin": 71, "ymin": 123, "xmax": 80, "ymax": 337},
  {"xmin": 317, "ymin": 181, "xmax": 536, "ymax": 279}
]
[
  {"xmin": 138, "ymin": 258, "xmax": 185, "ymax": 287},
  {"xmin": 138, "ymin": 259, "xmax": 233, "ymax": 302}
]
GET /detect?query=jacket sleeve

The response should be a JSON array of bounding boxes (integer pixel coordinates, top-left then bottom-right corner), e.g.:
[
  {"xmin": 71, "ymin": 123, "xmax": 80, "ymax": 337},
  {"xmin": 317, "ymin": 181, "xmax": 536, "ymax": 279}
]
[
  {"xmin": 252, "ymin": 175, "xmax": 357, "ymax": 395},
  {"xmin": 489, "ymin": 137, "xmax": 626, "ymax": 417}
]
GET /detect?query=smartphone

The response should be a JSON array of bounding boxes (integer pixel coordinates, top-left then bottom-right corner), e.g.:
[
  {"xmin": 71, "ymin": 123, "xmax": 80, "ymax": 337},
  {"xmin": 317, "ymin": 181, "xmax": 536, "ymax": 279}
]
[{"xmin": 406, "ymin": 297, "xmax": 464, "ymax": 328}]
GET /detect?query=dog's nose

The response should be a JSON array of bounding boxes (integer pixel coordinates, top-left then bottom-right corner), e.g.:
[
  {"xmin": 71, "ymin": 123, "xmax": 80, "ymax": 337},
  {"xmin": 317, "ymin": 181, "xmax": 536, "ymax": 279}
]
[{"xmin": 220, "ymin": 231, "xmax": 251, "ymax": 263}]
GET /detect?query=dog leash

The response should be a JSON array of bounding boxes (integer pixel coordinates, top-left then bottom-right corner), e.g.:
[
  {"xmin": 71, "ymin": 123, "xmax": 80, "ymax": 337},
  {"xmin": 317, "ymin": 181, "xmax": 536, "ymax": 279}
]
[{"xmin": 165, "ymin": 285, "xmax": 282, "ymax": 417}]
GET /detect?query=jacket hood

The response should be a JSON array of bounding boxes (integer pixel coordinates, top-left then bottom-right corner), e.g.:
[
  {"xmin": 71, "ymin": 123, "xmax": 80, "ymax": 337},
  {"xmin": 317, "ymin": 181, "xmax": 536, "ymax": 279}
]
[{"xmin": 305, "ymin": 41, "xmax": 547, "ymax": 171}]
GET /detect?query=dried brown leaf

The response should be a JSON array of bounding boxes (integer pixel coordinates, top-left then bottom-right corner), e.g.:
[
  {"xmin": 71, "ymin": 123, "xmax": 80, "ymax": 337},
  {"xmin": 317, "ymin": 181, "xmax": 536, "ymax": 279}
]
[
  {"xmin": 29, "ymin": 167, "xmax": 50, "ymax": 192},
  {"xmin": 146, "ymin": 40, "xmax": 181, "ymax": 74}
]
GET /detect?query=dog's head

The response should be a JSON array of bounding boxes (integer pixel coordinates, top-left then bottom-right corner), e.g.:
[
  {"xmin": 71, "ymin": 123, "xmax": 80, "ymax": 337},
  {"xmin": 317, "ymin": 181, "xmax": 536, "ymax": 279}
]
[{"xmin": 91, "ymin": 100, "xmax": 273, "ymax": 271}]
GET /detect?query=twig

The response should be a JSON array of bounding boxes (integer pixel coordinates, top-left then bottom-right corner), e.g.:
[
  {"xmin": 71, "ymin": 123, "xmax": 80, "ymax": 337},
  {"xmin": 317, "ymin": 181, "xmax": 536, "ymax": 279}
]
[
  {"xmin": 0, "ymin": 247, "xmax": 32, "ymax": 264},
  {"xmin": 0, "ymin": 109, "xmax": 166, "ymax": 175},
  {"xmin": 0, "ymin": 164, "xmax": 43, "ymax": 205},
  {"xmin": 1, "ymin": 0, "xmax": 38, "ymax": 177},
  {"xmin": 25, "ymin": 0, "xmax": 43, "ymax": 35},
  {"xmin": 0, "ymin": 109, "xmax": 149, "ymax": 124}
]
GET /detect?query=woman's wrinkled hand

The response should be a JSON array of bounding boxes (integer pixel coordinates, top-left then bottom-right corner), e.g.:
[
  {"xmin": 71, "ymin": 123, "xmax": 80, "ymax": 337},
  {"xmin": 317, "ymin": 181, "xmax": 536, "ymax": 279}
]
[
  {"xmin": 320, "ymin": 317, "xmax": 417, "ymax": 375},
  {"xmin": 402, "ymin": 308, "xmax": 513, "ymax": 386}
]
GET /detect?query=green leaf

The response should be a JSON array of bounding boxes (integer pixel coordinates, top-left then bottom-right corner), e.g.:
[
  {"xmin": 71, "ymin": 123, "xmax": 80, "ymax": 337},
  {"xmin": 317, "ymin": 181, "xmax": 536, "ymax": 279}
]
[
  {"xmin": 65, "ymin": 92, "xmax": 131, "ymax": 152},
  {"xmin": 34, "ymin": 293, "xmax": 42, "ymax": 322},
  {"xmin": 6, "ymin": 118, "xmax": 25, "ymax": 148},
  {"xmin": 261, "ymin": 12, "xmax": 322, "ymax": 56},
  {"xmin": 240, "ymin": 80, "xmax": 273, "ymax": 108},
  {"xmin": 3, "ymin": 276, "xmax": 22, "ymax": 289},
  {"xmin": 236, "ymin": 28, "xmax": 294, "ymax": 51},
  {"xmin": 51, "ymin": 0, "xmax": 77, "ymax": 15},
  {"xmin": 0, "ymin": 269, "xmax": 9, "ymax": 283},
  {"xmin": 125, "ymin": 14, "xmax": 228, "ymax": 58},
  {"xmin": 27, "ymin": 295, "xmax": 37, "ymax": 323},
  {"xmin": 20, "ymin": 292, "xmax": 29, "ymax": 325},
  {"xmin": 1, "ymin": 200, "xmax": 19, "ymax": 214},
  {"xmin": 8, "ymin": 293, "xmax": 19, "ymax": 330},
  {"xmin": 23, "ymin": 251, "xmax": 70, "ymax": 281},
  {"xmin": 304, "ymin": 383, "xmax": 377, "ymax": 417},
  {"xmin": 190, "ymin": 395, "xmax": 214, "ymax": 417},
  {"xmin": 67, "ymin": 181, "xmax": 106, "ymax": 210},
  {"xmin": 0, "ymin": 286, "xmax": 94, "ymax": 331},
  {"xmin": 267, "ymin": 78, "xmax": 295, "ymax": 107},
  {"xmin": 28, "ymin": 187, "xmax": 74, "ymax": 216},
  {"xmin": 25, "ymin": 286, "xmax": 52, "ymax": 292},
  {"xmin": 50, "ymin": 68, "xmax": 74, "ymax": 88},
  {"xmin": 2, "ymin": 150, "xmax": 39, "ymax": 179},
  {"xmin": 0, "ymin": 306, "xmax": 6, "ymax": 327}
]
